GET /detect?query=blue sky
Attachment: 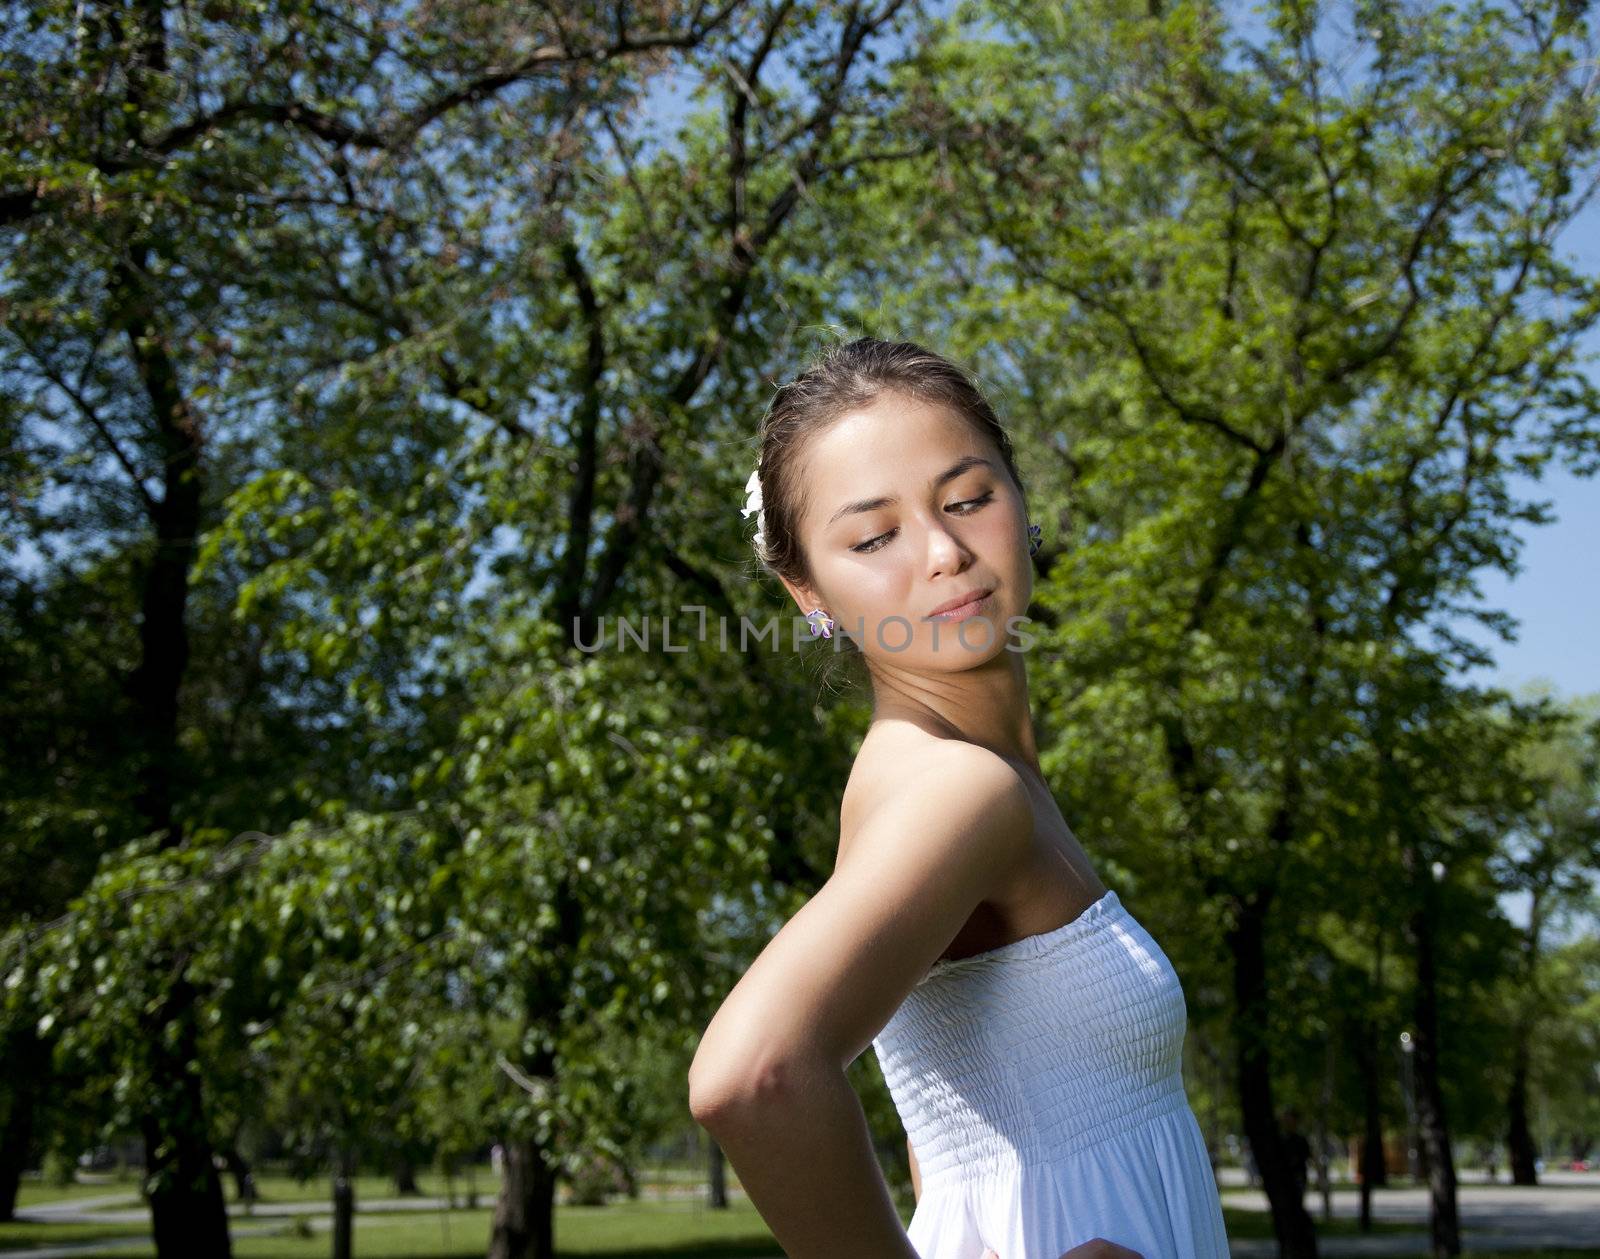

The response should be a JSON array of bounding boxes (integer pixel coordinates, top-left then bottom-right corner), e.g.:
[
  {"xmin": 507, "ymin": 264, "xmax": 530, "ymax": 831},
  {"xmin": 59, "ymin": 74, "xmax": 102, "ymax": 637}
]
[
  {"xmin": 1447, "ymin": 460, "xmax": 1598, "ymax": 703},
  {"xmin": 1443, "ymin": 198, "xmax": 1600, "ymax": 705}
]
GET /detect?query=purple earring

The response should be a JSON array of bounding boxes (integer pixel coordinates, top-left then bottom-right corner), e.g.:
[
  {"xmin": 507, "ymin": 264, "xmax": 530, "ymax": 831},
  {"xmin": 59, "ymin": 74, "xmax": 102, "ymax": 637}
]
[
  {"xmin": 1028, "ymin": 522, "xmax": 1043, "ymax": 556},
  {"xmin": 805, "ymin": 607, "xmax": 834, "ymax": 639}
]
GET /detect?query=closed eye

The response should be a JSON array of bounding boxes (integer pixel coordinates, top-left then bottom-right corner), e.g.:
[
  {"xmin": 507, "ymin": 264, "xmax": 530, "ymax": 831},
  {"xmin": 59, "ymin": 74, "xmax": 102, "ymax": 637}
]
[{"xmin": 850, "ymin": 491, "xmax": 995, "ymax": 554}]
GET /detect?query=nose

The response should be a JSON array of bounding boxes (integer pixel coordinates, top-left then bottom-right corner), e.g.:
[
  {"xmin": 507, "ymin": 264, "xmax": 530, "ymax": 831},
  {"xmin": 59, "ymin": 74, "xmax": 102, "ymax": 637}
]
[{"xmin": 925, "ymin": 515, "xmax": 973, "ymax": 580}]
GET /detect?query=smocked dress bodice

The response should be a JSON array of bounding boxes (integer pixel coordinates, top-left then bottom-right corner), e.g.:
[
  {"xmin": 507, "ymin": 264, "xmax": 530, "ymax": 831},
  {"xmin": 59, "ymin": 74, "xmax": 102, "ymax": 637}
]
[{"xmin": 869, "ymin": 888, "xmax": 1231, "ymax": 1259}]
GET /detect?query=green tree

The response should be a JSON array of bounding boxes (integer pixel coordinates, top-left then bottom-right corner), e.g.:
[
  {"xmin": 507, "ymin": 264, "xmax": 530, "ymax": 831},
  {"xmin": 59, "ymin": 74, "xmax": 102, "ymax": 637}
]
[
  {"xmin": 242, "ymin": 812, "xmax": 457, "ymax": 1259},
  {"xmin": 184, "ymin": 0, "xmax": 934, "ymax": 1250},
  {"xmin": 3, "ymin": 3, "xmax": 766, "ymax": 1255},
  {"xmin": 857, "ymin": 2, "xmax": 1600, "ymax": 1254},
  {"xmin": 1490, "ymin": 689, "xmax": 1600, "ymax": 1181}
]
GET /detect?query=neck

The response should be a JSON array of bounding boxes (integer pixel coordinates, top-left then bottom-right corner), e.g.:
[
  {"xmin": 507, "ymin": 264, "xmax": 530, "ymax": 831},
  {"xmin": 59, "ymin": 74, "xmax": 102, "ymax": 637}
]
[{"xmin": 866, "ymin": 644, "xmax": 1041, "ymax": 776}]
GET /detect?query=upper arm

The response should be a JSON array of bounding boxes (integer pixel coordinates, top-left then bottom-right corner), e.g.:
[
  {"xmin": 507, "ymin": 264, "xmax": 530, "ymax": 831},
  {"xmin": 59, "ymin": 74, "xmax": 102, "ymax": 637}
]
[{"xmin": 688, "ymin": 745, "xmax": 1032, "ymax": 1115}]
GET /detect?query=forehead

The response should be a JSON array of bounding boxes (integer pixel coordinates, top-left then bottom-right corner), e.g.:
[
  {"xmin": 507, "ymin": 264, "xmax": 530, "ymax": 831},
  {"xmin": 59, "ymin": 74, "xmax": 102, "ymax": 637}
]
[{"xmin": 800, "ymin": 392, "xmax": 984, "ymax": 486}]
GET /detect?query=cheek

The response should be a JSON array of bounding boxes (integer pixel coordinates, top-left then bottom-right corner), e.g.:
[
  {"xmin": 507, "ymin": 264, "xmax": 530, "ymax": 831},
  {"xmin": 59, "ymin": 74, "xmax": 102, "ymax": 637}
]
[
  {"xmin": 820, "ymin": 556, "xmax": 905, "ymax": 617},
  {"xmin": 855, "ymin": 562, "xmax": 912, "ymax": 612},
  {"xmin": 973, "ymin": 503, "xmax": 1022, "ymax": 555},
  {"xmin": 980, "ymin": 506, "xmax": 1031, "ymax": 606}
]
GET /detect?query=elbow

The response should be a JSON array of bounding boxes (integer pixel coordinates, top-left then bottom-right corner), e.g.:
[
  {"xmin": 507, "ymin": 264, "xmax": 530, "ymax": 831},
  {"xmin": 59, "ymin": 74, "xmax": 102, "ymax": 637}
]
[
  {"xmin": 687, "ymin": 1063, "xmax": 733, "ymax": 1128},
  {"xmin": 687, "ymin": 1054, "xmax": 747, "ymax": 1128},
  {"xmin": 688, "ymin": 1050, "xmax": 802, "ymax": 1130}
]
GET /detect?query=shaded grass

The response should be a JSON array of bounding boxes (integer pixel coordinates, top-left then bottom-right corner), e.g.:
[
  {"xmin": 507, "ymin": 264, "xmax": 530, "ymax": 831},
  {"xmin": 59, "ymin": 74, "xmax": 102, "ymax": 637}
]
[
  {"xmin": 0, "ymin": 1217, "xmax": 155, "ymax": 1250},
  {"xmin": 14, "ymin": 1169, "xmax": 509, "ymax": 1212},
  {"xmin": 11, "ymin": 1188, "xmax": 1599, "ymax": 1259},
  {"xmin": 13, "ymin": 1180, "xmax": 144, "ymax": 1210},
  {"xmin": 1220, "ymin": 1204, "xmax": 1414, "ymax": 1238},
  {"xmin": 0, "ymin": 1200, "xmax": 789, "ymax": 1259},
  {"xmin": 226, "ymin": 1173, "xmax": 504, "ymax": 1209}
]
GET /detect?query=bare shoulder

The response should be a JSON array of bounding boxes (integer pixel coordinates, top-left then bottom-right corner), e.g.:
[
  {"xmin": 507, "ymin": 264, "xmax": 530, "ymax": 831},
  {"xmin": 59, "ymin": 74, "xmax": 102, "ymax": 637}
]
[
  {"xmin": 839, "ymin": 726, "xmax": 1033, "ymax": 873},
  {"xmin": 688, "ymin": 726, "xmax": 1039, "ymax": 1098}
]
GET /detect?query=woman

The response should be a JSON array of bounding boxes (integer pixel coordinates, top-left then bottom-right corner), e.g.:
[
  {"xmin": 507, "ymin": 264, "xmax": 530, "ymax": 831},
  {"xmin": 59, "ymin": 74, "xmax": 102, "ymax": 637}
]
[{"xmin": 687, "ymin": 337, "xmax": 1230, "ymax": 1259}]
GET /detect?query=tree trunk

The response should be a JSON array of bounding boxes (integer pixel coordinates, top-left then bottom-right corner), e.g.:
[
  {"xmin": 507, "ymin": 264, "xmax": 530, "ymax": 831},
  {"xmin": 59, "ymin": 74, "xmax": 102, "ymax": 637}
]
[
  {"xmin": 487, "ymin": 1137, "xmax": 559, "ymax": 1259},
  {"xmin": 0, "ymin": 1026, "xmax": 47, "ymax": 1222},
  {"xmin": 1316, "ymin": 1033, "xmax": 1335, "ymax": 1220},
  {"xmin": 1348, "ymin": 1002, "xmax": 1391, "ymax": 1236},
  {"xmin": 138, "ymin": 976, "xmax": 231, "ymax": 1259},
  {"xmin": 707, "ymin": 1136, "xmax": 727, "ymax": 1208},
  {"xmin": 1403, "ymin": 849, "xmax": 1461, "ymax": 1258},
  {"xmin": 394, "ymin": 1155, "xmax": 419, "ymax": 1196},
  {"xmin": 1228, "ymin": 890, "xmax": 1318, "ymax": 1259},
  {"xmin": 332, "ymin": 1151, "xmax": 355, "ymax": 1259},
  {"xmin": 1506, "ymin": 1037, "xmax": 1539, "ymax": 1185},
  {"xmin": 109, "ymin": 221, "xmax": 223, "ymax": 1259},
  {"xmin": 0, "ymin": 1086, "xmax": 32, "ymax": 1224},
  {"xmin": 1356, "ymin": 1021, "xmax": 1389, "ymax": 1231},
  {"xmin": 82, "ymin": 0, "xmax": 223, "ymax": 1246},
  {"xmin": 113, "ymin": 231, "xmax": 203, "ymax": 843}
]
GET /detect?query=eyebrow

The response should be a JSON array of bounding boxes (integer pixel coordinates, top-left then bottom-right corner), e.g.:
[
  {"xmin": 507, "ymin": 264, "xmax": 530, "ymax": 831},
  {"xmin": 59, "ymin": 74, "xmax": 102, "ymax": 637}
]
[{"xmin": 825, "ymin": 455, "xmax": 997, "ymax": 527}]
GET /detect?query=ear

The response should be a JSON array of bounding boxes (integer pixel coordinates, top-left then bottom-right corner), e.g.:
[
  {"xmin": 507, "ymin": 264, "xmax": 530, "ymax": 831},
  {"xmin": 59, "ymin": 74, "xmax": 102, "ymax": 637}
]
[{"xmin": 777, "ymin": 572, "xmax": 824, "ymax": 620}]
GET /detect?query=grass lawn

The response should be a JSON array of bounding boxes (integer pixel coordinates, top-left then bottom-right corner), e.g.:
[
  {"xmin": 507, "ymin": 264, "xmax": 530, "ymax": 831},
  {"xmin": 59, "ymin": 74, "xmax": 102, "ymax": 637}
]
[
  {"xmin": 13, "ymin": 1180, "xmax": 144, "ymax": 1210},
  {"xmin": 0, "ymin": 1200, "xmax": 788, "ymax": 1258},
  {"xmin": 229, "ymin": 1173, "xmax": 507, "ymax": 1209},
  {"xmin": 16, "ymin": 1169, "xmax": 509, "ymax": 1211},
  {"xmin": 1220, "ymin": 1204, "xmax": 1414, "ymax": 1237},
  {"xmin": 7, "ymin": 1198, "xmax": 1600, "ymax": 1259},
  {"xmin": 0, "ymin": 1216, "xmax": 156, "ymax": 1249},
  {"xmin": 249, "ymin": 1200, "xmax": 789, "ymax": 1257},
  {"xmin": 12, "ymin": 1175, "xmax": 1598, "ymax": 1259}
]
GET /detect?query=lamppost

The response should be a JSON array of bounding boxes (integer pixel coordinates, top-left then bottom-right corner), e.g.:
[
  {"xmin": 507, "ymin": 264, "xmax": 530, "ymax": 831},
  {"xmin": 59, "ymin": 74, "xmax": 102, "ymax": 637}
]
[{"xmin": 1398, "ymin": 1031, "xmax": 1418, "ymax": 1180}]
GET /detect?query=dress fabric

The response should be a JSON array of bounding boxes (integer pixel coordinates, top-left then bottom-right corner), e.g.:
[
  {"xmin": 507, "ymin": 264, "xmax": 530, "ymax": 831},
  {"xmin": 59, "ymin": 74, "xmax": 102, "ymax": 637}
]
[{"xmin": 869, "ymin": 889, "xmax": 1231, "ymax": 1259}]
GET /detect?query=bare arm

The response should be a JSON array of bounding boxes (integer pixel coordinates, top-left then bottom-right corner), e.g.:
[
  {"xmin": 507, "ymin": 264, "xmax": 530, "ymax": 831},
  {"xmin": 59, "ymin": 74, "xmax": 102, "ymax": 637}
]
[
  {"xmin": 908, "ymin": 1137, "xmax": 921, "ymax": 1204},
  {"xmin": 687, "ymin": 746, "xmax": 1032, "ymax": 1258},
  {"xmin": 697, "ymin": 1058, "xmax": 917, "ymax": 1257}
]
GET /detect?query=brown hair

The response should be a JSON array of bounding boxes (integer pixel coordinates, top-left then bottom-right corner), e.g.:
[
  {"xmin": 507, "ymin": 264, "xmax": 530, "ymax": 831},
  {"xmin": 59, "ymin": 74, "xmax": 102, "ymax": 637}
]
[{"xmin": 750, "ymin": 335, "xmax": 1030, "ymax": 589}]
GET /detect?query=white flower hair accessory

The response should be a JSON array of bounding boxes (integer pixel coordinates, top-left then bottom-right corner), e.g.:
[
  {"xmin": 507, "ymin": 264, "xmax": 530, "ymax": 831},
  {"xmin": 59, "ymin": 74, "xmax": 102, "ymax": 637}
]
[{"xmin": 741, "ymin": 465, "xmax": 766, "ymax": 553}]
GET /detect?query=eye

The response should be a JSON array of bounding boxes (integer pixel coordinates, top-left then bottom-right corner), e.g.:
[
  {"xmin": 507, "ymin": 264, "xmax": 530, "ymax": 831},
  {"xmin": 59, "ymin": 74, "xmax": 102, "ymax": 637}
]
[
  {"xmin": 849, "ymin": 492, "xmax": 994, "ymax": 554},
  {"xmin": 948, "ymin": 491, "xmax": 994, "ymax": 514},
  {"xmin": 851, "ymin": 530, "xmax": 895, "ymax": 554}
]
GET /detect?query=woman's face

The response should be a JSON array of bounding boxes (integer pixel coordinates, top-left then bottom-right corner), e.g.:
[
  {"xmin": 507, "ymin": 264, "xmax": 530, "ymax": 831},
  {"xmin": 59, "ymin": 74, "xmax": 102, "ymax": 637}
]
[{"xmin": 779, "ymin": 390, "xmax": 1033, "ymax": 670}]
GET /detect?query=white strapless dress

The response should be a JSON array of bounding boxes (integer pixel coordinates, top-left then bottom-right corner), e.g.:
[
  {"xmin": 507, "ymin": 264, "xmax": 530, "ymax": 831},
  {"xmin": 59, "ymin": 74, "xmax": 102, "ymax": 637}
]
[{"xmin": 869, "ymin": 888, "xmax": 1231, "ymax": 1259}]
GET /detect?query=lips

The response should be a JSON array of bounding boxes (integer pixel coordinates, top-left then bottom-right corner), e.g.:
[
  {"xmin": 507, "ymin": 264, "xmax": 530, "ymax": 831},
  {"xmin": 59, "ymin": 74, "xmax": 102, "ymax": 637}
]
[{"xmin": 926, "ymin": 586, "xmax": 994, "ymax": 618}]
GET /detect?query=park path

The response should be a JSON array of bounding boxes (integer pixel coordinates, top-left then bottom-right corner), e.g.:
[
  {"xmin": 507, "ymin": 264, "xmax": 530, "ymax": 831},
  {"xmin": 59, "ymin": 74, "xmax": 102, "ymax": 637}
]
[
  {"xmin": 1222, "ymin": 1171, "xmax": 1599, "ymax": 1253},
  {"xmin": 17, "ymin": 1193, "xmax": 465, "ymax": 1224}
]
